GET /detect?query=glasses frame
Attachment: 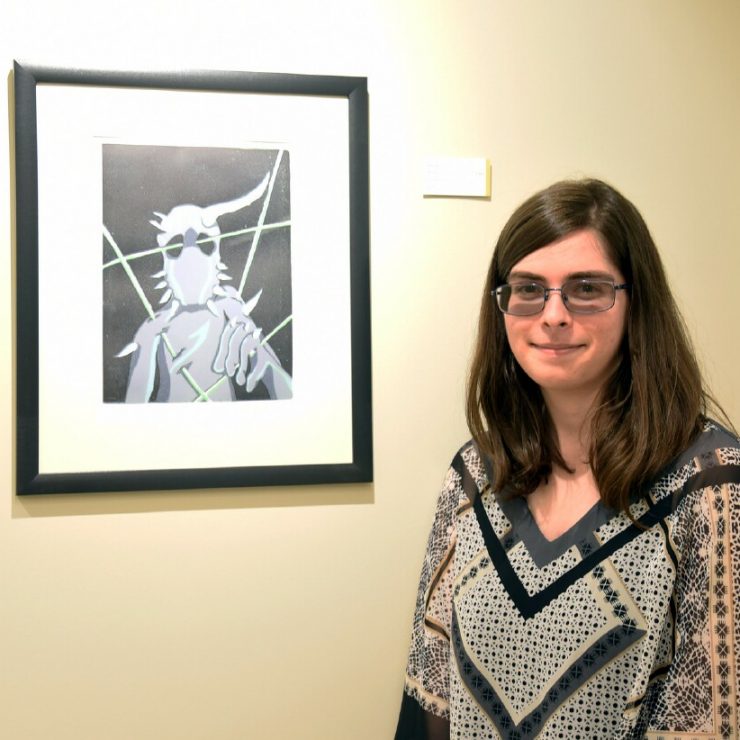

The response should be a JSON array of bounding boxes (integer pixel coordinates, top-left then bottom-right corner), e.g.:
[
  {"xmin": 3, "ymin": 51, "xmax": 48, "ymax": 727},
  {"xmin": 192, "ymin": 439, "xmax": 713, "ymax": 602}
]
[{"xmin": 492, "ymin": 279, "xmax": 630, "ymax": 316}]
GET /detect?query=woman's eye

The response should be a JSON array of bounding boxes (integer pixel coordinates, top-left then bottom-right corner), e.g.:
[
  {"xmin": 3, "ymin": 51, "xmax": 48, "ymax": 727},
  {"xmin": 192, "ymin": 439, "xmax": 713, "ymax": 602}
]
[
  {"xmin": 512, "ymin": 284, "xmax": 542, "ymax": 297},
  {"xmin": 571, "ymin": 281, "xmax": 605, "ymax": 297}
]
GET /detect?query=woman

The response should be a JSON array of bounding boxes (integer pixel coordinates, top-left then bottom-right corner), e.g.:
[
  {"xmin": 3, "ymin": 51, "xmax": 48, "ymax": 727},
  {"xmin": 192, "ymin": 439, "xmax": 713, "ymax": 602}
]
[{"xmin": 395, "ymin": 178, "xmax": 739, "ymax": 739}]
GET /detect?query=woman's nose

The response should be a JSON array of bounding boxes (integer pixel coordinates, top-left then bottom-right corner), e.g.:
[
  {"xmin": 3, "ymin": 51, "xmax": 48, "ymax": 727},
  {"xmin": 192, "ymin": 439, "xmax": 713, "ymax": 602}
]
[{"xmin": 540, "ymin": 290, "xmax": 570, "ymax": 325}]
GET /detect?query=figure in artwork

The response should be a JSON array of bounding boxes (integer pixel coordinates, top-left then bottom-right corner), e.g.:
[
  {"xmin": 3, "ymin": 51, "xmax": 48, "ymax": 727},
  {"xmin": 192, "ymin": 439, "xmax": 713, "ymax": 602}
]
[{"xmin": 102, "ymin": 145, "xmax": 293, "ymax": 403}]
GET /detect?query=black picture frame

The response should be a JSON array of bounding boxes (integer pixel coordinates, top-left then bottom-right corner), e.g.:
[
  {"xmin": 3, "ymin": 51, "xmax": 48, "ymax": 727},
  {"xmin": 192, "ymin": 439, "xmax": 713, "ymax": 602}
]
[{"xmin": 14, "ymin": 60, "xmax": 372, "ymax": 494}]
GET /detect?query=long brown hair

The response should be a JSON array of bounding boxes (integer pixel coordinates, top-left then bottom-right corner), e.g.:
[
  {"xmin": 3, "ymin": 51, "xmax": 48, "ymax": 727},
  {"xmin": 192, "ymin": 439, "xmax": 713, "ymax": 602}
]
[{"xmin": 466, "ymin": 178, "xmax": 709, "ymax": 511}]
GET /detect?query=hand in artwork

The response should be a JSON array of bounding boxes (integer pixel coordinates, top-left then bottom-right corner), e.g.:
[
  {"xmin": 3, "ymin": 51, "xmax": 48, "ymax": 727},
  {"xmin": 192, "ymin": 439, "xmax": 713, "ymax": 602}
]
[{"xmin": 212, "ymin": 292, "xmax": 293, "ymax": 399}]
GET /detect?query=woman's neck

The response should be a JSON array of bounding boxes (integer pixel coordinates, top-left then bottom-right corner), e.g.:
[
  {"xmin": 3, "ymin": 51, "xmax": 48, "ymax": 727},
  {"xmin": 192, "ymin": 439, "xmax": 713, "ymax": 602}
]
[{"xmin": 542, "ymin": 388, "xmax": 598, "ymax": 471}]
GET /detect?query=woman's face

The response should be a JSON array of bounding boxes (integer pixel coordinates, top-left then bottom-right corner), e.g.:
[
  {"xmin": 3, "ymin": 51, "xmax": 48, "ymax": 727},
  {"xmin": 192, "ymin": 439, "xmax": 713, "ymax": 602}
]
[{"xmin": 503, "ymin": 229, "xmax": 628, "ymax": 407}]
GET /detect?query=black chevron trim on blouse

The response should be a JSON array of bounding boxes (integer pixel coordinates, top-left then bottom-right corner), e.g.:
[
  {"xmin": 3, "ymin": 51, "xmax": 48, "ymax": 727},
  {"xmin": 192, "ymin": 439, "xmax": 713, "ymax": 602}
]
[{"xmin": 450, "ymin": 451, "xmax": 740, "ymax": 621}]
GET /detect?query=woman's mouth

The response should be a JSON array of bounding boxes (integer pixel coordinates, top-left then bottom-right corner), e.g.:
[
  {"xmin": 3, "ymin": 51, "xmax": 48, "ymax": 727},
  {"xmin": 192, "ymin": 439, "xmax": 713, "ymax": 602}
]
[{"xmin": 530, "ymin": 342, "xmax": 585, "ymax": 356}]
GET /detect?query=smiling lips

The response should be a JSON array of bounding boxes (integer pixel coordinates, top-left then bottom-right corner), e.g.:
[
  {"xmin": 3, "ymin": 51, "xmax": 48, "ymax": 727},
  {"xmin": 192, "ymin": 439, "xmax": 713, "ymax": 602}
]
[{"xmin": 531, "ymin": 342, "xmax": 585, "ymax": 355}]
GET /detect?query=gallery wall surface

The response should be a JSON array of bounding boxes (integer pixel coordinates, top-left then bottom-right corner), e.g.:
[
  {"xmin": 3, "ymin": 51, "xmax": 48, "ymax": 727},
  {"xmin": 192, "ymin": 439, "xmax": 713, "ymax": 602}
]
[{"xmin": 1, "ymin": 1, "xmax": 738, "ymax": 738}]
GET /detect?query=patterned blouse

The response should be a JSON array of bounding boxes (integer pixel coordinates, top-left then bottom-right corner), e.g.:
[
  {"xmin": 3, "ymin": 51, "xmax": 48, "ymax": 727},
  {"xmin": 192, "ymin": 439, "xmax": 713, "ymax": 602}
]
[{"xmin": 396, "ymin": 421, "xmax": 740, "ymax": 739}]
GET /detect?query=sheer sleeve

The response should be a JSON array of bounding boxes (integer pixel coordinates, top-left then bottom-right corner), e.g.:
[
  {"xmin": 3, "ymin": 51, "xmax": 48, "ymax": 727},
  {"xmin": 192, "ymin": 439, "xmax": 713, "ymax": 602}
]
[
  {"xmin": 395, "ymin": 463, "xmax": 466, "ymax": 740},
  {"xmin": 642, "ymin": 445, "xmax": 740, "ymax": 738}
]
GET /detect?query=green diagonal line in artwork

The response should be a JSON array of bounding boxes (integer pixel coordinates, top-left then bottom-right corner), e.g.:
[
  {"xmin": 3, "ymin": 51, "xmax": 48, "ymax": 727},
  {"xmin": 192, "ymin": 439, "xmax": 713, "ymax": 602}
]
[
  {"xmin": 102, "ymin": 238, "xmax": 187, "ymax": 270},
  {"xmin": 262, "ymin": 314, "xmax": 292, "ymax": 344},
  {"xmin": 159, "ymin": 334, "xmax": 210, "ymax": 400},
  {"xmin": 103, "ymin": 225, "xmax": 156, "ymax": 320},
  {"xmin": 239, "ymin": 150, "xmax": 285, "ymax": 296},
  {"xmin": 197, "ymin": 314, "xmax": 293, "ymax": 401},
  {"xmin": 102, "ymin": 220, "xmax": 292, "ymax": 270},
  {"xmin": 132, "ymin": 323, "xmax": 208, "ymax": 401},
  {"xmin": 197, "ymin": 375, "xmax": 227, "ymax": 401},
  {"xmin": 181, "ymin": 366, "xmax": 212, "ymax": 401}
]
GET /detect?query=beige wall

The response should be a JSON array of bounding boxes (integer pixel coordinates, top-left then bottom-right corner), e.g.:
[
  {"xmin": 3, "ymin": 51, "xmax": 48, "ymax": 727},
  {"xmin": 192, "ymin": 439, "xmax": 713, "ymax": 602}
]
[{"xmin": 1, "ymin": 2, "xmax": 738, "ymax": 738}]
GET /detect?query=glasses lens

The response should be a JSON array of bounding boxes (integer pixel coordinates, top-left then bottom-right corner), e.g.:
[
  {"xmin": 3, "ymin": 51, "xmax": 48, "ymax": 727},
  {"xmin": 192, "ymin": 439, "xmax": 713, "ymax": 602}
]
[
  {"xmin": 562, "ymin": 279, "xmax": 615, "ymax": 313},
  {"xmin": 498, "ymin": 283, "xmax": 545, "ymax": 315}
]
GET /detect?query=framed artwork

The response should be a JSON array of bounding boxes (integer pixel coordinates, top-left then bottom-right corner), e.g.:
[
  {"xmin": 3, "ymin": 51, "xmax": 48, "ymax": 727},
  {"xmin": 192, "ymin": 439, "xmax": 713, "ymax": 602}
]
[{"xmin": 13, "ymin": 61, "xmax": 372, "ymax": 494}]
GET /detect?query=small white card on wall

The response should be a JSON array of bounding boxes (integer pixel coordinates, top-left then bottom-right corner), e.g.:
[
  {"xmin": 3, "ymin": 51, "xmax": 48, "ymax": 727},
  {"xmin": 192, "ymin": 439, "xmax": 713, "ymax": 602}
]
[{"xmin": 423, "ymin": 156, "xmax": 490, "ymax": 197}]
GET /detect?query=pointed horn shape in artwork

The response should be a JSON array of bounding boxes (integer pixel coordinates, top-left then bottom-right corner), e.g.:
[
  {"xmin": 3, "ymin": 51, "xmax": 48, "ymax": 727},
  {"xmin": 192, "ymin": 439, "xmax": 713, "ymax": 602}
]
[
  {"xmin": 151, "ymin": 270, "xmax": 166, "ymax": 278},
  {"xmin": 242, "ymin": 289, "xmax": 263, "ymax": 317},
  {"xmin": 164, "ymin": 300, "xmax": 180, "ymax": 323},
  {"xmin": 115, "ymin": 342, "xmax": 139, "ymax": 358},
  {"xmin": 200, "ymin": 173, "xmax": 270, "ymax": 226}
]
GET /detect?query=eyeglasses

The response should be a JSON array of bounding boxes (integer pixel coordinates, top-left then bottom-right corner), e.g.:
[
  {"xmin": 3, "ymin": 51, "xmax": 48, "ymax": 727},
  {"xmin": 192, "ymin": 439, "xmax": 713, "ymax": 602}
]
[{"xmin": 492, "ymin": 279, "xmax": 629, "ymax": 316}]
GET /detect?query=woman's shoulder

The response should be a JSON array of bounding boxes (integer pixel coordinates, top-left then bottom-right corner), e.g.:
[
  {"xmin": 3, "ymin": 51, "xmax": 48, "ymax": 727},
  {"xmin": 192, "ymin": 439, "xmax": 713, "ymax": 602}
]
[
  {"xmin": 443, "ymin": 440, "xmax": 492, "ymax": 504},
  {"xmin": 447, "ymin": 440, "xmax": 486, "ymax": 473},
  {"xmin": 673, "ymin": 418, "xmax": 740, "ymax": 469},
  {"xmin": 695, "ymin": 417, "xmax": 739, "ymax": 449},
  {"xmin": 448, "ymin": 439, "xmax": 477, "ymax": 464},
  {"xmin": 655, "ymin": 418, "xmax": 740, "ymax": 515}
]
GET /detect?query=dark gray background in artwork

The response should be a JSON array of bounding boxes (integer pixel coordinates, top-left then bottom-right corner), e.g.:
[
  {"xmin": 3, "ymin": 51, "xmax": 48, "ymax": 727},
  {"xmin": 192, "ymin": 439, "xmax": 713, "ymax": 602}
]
[{"xmin": 102, "ymin": 144, "xmax": 292, "ymax": 402}]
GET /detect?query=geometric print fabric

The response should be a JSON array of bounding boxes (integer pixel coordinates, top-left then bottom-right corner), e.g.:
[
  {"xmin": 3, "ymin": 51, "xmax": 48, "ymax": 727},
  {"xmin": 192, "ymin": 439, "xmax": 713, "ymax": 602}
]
[{"xmin": 398, "ymin": 422, "xmax": 740, "ymax": 739}]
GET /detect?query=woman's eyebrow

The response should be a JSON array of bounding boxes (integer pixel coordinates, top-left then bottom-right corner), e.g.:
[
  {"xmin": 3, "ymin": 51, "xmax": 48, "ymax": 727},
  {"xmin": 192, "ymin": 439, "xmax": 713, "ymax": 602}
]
[
  {"xmin": 507, "ymin": 270, "xmax": 546, "ymax": 282},
  {"xmin": 507, "ymin": 269, "xmax": 617, "ymax": 282},
  {"xmin": 566, "ymin": 270, "xmax": 617, "ymax": 281}
]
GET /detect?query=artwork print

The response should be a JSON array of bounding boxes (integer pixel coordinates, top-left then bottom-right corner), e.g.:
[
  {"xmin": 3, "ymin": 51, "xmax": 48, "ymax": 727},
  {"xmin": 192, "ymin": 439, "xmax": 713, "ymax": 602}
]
[{"xmin": 102, "ymin": 144, "xmax": 293, "ymax": 403}]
